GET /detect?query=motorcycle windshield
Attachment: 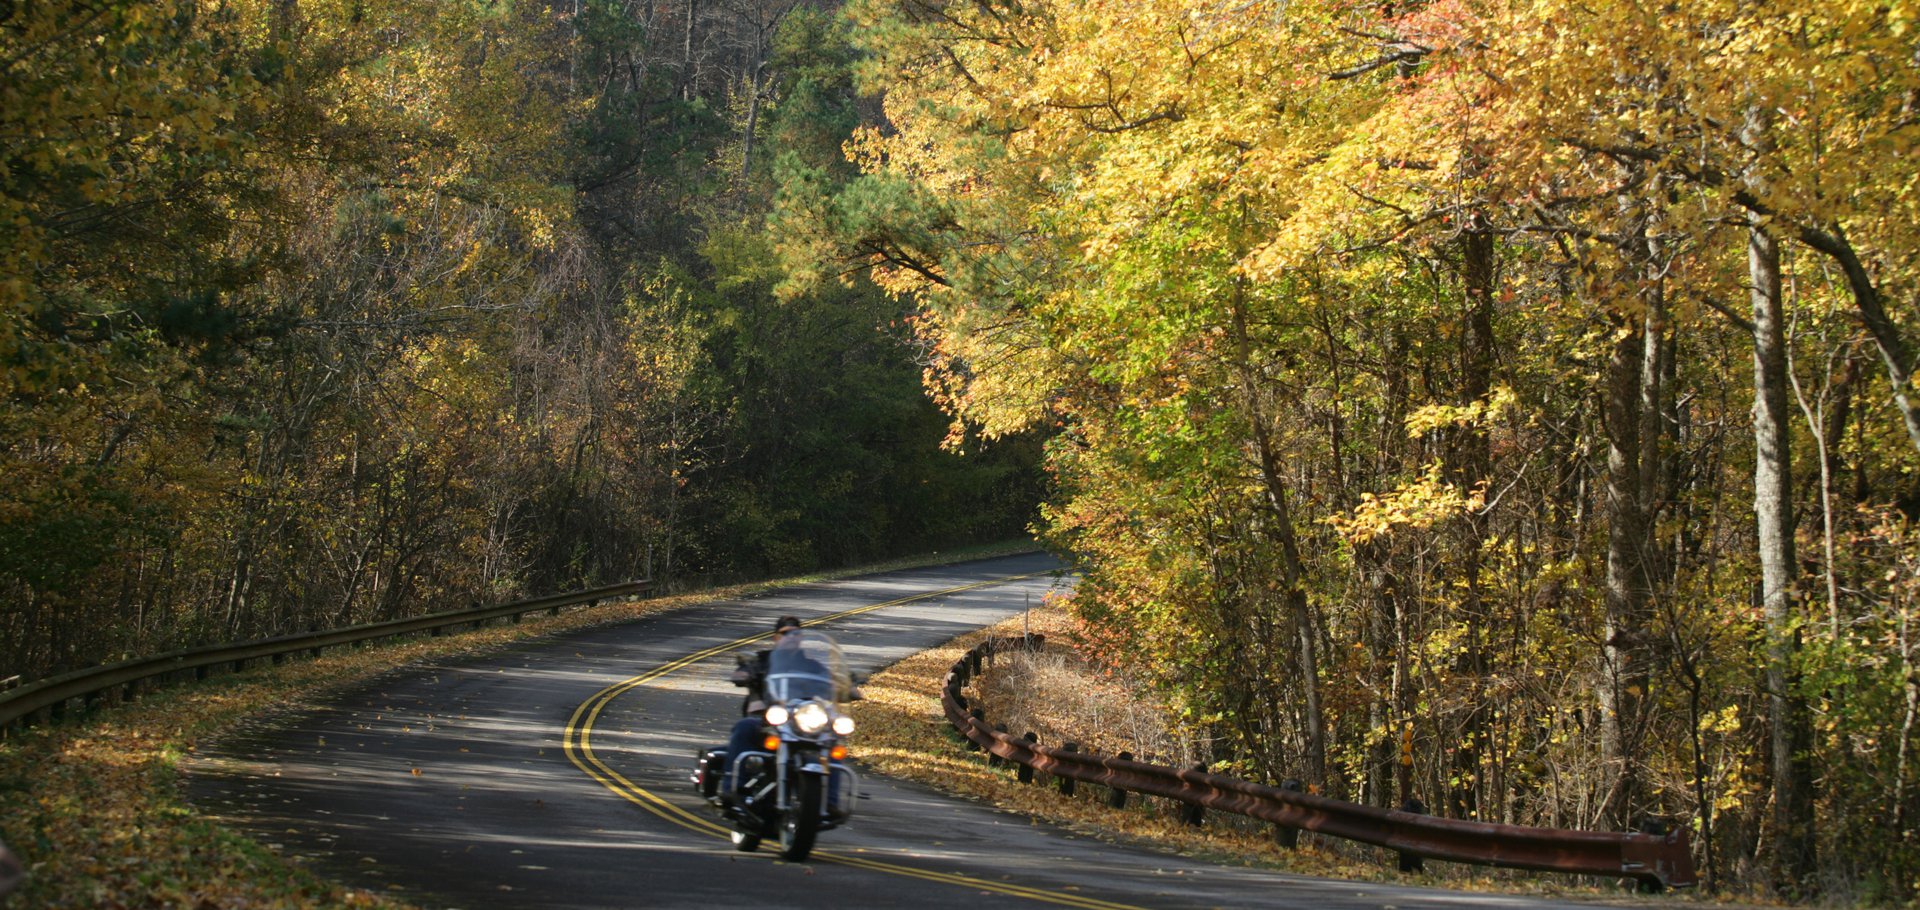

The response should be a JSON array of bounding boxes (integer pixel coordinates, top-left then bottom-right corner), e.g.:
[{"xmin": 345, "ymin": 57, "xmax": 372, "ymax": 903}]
[{"xmin": 765, "ymin": 631, "xmax": 849, "ymax": 704}]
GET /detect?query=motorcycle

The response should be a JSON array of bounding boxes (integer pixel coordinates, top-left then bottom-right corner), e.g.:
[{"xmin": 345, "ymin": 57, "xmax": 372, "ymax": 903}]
[{"xmin": 692, "ymin": 629, "xmax": 859, "ymax": 861}]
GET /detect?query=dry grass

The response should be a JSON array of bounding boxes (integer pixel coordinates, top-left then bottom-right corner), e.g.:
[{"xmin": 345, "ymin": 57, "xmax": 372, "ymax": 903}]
[
  {"xmin": 0, "ymin": 540, "xmax": 1040, "ymax": 909},
  {"xmin": 975, "ymin": 645, "xmax": 1202, "ymax": 769},
  {"xmin": 850, "ymin": 599, "xmax": 1755, "ymax": 908}
]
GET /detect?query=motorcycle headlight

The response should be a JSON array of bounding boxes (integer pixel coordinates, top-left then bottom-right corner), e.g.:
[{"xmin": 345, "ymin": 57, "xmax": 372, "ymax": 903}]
[
  {"xmin": 832, "ymin": 714, "xmax": 856, "ymax": 736},
  {"xmin": 793, "ymin": 701, "xmax": 831, "ymax": 734},
  {"xmin": 764, "ymin": 704, "xmax": 790, "ymax": 727}
]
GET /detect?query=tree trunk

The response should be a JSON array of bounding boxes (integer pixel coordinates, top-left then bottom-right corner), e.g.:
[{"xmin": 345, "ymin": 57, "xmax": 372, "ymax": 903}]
[
  {"xmin": 1750, "ymin": 222, "xmax": 1819, "ymax": 893},
  {"xmin": 1791, "ymin": 224, "xmax": 1920, "ymax": 454},
  {"xmin": 1599, "ymin": 278, "xmax": 1664, "ymax": 830},
  {"xmin": 1449, "ymin": 225, "xmax": 1496, "ymax": 820},
  {"xmin": 1230, "ymin": 284, "xmax": 1327, "ymax": 788},
  {"xmin": 681, "ymin": 0, "xmax": 699, "ymax": 101},
  {"xmin": 741, "ymin": 60, "xmax": 767, "ymax": 183}
]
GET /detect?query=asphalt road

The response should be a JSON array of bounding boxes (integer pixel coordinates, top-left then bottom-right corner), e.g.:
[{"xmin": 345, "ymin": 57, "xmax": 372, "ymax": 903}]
[{"xmin": 187, "ymin": 554, "xmax": 1626, "ymax": 910}]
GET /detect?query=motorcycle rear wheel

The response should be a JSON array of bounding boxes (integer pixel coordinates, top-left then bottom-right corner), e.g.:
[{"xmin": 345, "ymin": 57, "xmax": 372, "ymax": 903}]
[{"xmin": 777, "ymin": 774, "xmax": 823, "ymax": 861}]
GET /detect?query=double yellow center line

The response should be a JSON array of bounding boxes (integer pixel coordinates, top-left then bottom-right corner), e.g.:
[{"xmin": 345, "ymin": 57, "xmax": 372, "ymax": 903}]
[{"xmin": 562, "ymin": 572, "xmax": 1148, "ymax": 910}]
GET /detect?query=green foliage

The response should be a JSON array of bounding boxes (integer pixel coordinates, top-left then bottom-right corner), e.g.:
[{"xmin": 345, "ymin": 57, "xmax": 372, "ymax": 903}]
[{"xmin": 0, "ymin": 0, "xmax": 1041, "ymax": 700}]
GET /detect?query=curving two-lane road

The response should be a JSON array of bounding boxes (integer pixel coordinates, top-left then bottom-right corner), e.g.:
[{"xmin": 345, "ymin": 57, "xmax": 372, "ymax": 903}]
[{"xmin": 187, "ymin": 554, "xmax": 1620, "ymax": 909}]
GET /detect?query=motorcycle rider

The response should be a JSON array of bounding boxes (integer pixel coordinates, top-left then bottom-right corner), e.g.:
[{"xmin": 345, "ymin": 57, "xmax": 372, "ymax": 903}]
[
  {"xmin": 712, "ymin": 615, "xmax": 804, "ymax": 797},
  {"xmin": 735, "ymin": 615, "xmax": 804, "ymax": 714}
]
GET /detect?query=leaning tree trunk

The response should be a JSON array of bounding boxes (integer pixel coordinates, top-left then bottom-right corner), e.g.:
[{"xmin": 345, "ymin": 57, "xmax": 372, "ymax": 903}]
[{"xmin": 1230, "ymin": 283, "xmax": 1328, "ymax": 789}]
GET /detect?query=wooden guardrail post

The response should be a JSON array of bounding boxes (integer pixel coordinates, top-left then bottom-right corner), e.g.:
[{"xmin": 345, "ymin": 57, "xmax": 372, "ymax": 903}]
[
  {"xmin": 1109, "ymin": 752, "xmax": 1132, "ymax": 808},
  {"xmin": 1058, "ymin": 744, "xmax": 1078, "ymax": 796},
  {"xmin": 1398, "ymin": 798, "xmax": 1427, "ymax": 873},
  {"xmin": 990, "ymin": 724, "xmax": 1008, "ymax": 766},
  {"xmin": 1018, "ymin": 732, "xmax": 1038, "ymax": 783},
  {"xmin": 1180, "ymin": 764, "xmax": 1207, "ymax": 826},
  {"xmin": 1274, "ymin": 779, "xmax": 1303, "ymax": 848},
  {"xmin": 966, "ymin": 708, "xmax": 985, "ymax": 751}
]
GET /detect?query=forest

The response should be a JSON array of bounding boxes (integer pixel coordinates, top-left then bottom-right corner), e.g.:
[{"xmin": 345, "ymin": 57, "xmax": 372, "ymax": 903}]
[
  {"xmin": 0, "ymin": 2, "xmax": 1039, "ymax": 699},
  {"xmin": 810, "ymin": 0, "xmax": 1920, "ymax": 901},
  {"xmin": 7, "ymin": 0, "xmax": 1920, "ymax": 902}
]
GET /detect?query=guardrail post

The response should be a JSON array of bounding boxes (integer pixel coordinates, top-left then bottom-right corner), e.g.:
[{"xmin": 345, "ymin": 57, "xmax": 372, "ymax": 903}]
[
  {"xmin": 1018, "ymin": 733, "xmax": 1038, "ymax": 784},
  {"xmin": 1274, "ymin": 779, "xmax": 1303, "ymax": 848},
  {"xmin": 1109, "ymin": 752, "xmax": 1132, "ymax": 808},
  {"xmin": 990, "ymin": 724, "xmax": 1008, "ymax": 766},
  {"xmin": 1180, "ymin": 764, "xmax": 1207, "ymax": 826},
  {"xmin": 969, "ymin": 649, "xmax": 983, "ymax": 675},
  {"xmin": 1397, "ymin": 798, "xmax": 1427, "ymax": 873},
  {"xmin": 1633, "ymin": 817, "xmax": 1672, "ymax": 893},
  {"xmin": 1058, "ymin": 744, "xmax": 1078, "ymax": 796},
  {"xmin": 966, "ymin": 709, "xmax": 986, "ymax": 751}
]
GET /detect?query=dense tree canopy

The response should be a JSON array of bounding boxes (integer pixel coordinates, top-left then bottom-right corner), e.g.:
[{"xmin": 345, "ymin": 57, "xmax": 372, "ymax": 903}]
[
  {"xmin": 819, "ymin": 0, "xmax": 1920, "ymax": 899},
  {"xmin": 0, "ymin": 0, "xmax": 1040, "ymax": 692}
]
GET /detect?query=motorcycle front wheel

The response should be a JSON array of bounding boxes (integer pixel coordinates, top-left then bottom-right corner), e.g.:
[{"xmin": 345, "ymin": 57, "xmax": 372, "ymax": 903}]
[
  {"xmin": 777, "ymin": 773, "xmax": 823, "ymax": 861},
  {"xmin": 731, "ymin": 826, "xmax": 761, "ymax": 852}
]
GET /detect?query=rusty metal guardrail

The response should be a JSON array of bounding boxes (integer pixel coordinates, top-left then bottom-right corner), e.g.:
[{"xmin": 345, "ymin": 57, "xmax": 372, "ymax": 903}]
[
  {"xmin": 941, "ymin": 636, "xmax": 1697, "ymax": 890},
  {"xmin": 0, "ymin": 580, "xmax": 651, "ymax": 733}
]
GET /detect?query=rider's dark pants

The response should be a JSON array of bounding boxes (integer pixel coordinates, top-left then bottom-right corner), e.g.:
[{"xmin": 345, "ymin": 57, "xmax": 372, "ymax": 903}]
[{"xmin": 721, "ymin": 716, "xmax": 764, "ymax": 791}]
